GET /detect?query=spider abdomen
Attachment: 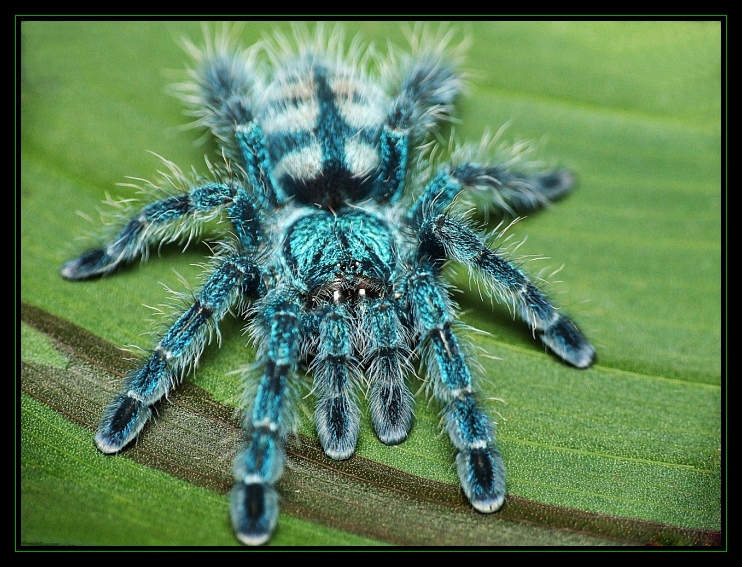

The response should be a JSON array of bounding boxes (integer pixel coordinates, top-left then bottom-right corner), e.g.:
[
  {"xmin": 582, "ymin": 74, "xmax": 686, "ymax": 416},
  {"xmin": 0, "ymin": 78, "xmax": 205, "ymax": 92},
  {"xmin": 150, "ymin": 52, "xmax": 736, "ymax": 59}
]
[{"xmin": 257, "ymin": 59, "xmax": 389, "ymax": 208}]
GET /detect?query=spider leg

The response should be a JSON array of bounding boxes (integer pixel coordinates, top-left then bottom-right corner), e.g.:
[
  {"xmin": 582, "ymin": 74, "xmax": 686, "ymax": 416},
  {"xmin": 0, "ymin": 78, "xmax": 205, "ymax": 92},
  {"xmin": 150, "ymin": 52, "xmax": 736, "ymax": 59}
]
[
  {"xmin": 361, "ymin": 297, "xmax": 414, "ymax": 445},
  {"xmin": 95, "ymin": 253, "xmax": 263, "ymax": 454},
  {"xmin": 375, "ymin": 126, "xmax": 409, "ymax": 203},
  {"xmin": 182, "ymin": 33, "xmax": 280, "ymax": 207},
  {"xmin": 234, "ymin": 123, "xmax": 280, "ymax": 207},
  {"xmin": 309, "ymin": 303, "xmax": 361, "ymax": 460},
  {"xmin": 419, "ymin": 213, "xmax": 596, "ymax": 369},
  {"xmin": 407, "ymin": 266, "xmax": 506, "ymax": 513},
  {"xmin": 407, "ymin": 163, "xmax": 576, "ymax": 228},
  {"xmin": 60, "ymin": 183, "xmax": 261, "ymax": 280},
  {"xmin": 231, "ymin": 290, "xmax": 303, "ymax": 545},
  {"xmin": 375, "ymin": 52, "xmax": 462, "ymax": 203}
]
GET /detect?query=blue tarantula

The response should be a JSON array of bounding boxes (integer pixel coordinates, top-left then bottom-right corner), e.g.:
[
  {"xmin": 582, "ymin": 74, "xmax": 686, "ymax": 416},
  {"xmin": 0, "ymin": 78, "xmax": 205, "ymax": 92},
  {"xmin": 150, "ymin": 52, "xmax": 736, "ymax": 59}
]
[{"xmin": 61, "ymin": 25, "xmax": 596, "ymax": 545}]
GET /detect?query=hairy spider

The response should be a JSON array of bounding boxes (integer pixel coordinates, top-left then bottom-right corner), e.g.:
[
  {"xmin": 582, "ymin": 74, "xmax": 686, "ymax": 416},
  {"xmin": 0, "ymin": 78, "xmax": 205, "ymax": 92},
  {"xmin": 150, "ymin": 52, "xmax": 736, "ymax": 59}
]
[{"xmin": 61, "ymin": 25, "xmax": 596, "ymax": 545}]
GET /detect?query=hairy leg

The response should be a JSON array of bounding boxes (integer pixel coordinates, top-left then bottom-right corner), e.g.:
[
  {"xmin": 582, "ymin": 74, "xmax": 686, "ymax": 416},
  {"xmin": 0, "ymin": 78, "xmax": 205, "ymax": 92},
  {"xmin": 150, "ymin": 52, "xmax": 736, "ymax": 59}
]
[
  {"xmin": 231, "ymin": 290, "xmax": 303, "ymax": 545},
  {"xmin": 419, "ymin": 214, "xmax": 595, "ymax": 368},
  {"xmin": 61, "ymin": 183, "xmax": 261, "ymax": 279},
  {"xmin": 309, "ymin": 303, "xmax": 361, "ymax": 460},
  {"xmin": 407, "ymin": 266, "xmax": 506, "ymax": 512},
  {"xmin": 96, "ymin": 254, "xmax": 263, "ymax": 453}
]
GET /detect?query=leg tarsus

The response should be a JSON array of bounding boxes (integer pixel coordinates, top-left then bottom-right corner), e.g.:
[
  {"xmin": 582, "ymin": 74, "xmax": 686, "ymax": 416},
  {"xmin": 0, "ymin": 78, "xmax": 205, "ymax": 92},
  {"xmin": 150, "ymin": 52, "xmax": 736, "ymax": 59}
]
[
  {"xmin": 95, "ymin": 394, "xmax": 151, "ymax": 453},
  {"xmin": 457, "ymin": 446, "xmax": 506, "ymax": 513},
  {"xmin": 370, "ymin": 378, "xmax": 412, "ymax": 445},
  {"xmin": 316, "ymin": 395, "xmax": 359, "ymax": 460},
  {"xmin": 498, "ymin": 169, "xmax": 576, "ymax": 215},
  {"xmin": 540, "ymin": 316, "xmax": 596, "ymax": 369},
  {"xmin": 61, "ymin": 248, "xmax": 116, "ymax": 280},
  {"xmin": 230, "ymin": 483, "xmax": 279, "ymax": 546}
]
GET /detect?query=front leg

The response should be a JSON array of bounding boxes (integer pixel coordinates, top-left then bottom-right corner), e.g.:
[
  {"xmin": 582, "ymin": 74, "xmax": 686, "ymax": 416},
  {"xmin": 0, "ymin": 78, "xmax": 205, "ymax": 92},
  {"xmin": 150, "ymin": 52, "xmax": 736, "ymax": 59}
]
[
  {"xmin": 231, "ymin": 290, "xmax": 303, "ymax": 545},
  {"xmin": 408, "ymin": 267, "xmax": 506, "ymax": 513},
  {"xmin": 361, "ymin": 297, "xmax": 414, "ymax": 446}
]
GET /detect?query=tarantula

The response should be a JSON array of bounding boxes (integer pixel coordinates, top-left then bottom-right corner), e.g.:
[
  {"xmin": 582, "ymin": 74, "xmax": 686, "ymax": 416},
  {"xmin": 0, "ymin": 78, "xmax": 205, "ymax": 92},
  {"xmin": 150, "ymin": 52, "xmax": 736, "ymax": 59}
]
[{"xmin": 61, "ymin": 25, "xmax": 595, "ymax": 545}]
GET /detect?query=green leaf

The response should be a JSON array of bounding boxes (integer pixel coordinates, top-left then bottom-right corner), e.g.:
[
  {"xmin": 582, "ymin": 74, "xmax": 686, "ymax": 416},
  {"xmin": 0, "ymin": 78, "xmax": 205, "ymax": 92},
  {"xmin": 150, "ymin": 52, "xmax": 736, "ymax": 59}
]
[{"xmin": 20, "ymin": 20, "xmax": 722, "ymax": 547}]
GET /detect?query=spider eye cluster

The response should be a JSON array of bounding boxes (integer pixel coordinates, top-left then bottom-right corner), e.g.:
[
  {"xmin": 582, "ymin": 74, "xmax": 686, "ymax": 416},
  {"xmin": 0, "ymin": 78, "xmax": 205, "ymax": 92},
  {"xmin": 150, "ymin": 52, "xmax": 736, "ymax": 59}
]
[{"xmin": 310, "ymin": 276, "xmax": 382, "ymax": 307}]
